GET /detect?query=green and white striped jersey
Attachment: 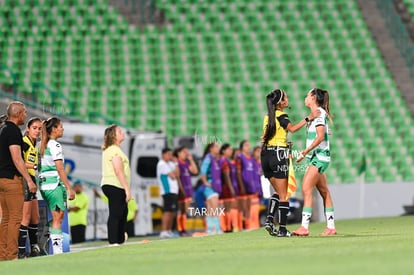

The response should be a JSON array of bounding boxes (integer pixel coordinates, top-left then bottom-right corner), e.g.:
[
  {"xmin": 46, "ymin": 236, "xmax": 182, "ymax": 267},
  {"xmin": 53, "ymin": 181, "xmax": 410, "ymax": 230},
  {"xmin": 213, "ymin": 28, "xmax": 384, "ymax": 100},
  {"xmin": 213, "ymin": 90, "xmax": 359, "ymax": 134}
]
[
  {"xmin": 39, "ymin": 139, "xmax": 64, "ymax": 191},
  {"xmin": 306, "ymin": 107, "xmax": 330, "ymax": 162}
]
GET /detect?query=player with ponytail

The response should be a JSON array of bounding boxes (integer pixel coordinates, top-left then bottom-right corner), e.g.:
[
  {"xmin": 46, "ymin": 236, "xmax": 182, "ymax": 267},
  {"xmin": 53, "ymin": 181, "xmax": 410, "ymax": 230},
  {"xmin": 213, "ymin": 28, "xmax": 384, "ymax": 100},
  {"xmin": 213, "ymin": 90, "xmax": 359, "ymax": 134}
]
[
  {"xmin": 293, "ymin": 88, "xmax": 336, "ymax": 236},
  {"xmin": 39, "ymin": 117, "xmax": 75, "ymax": 254},
  {"xmin": 261, "ymin": 89, "xmax": 319, "ymax": 237}
]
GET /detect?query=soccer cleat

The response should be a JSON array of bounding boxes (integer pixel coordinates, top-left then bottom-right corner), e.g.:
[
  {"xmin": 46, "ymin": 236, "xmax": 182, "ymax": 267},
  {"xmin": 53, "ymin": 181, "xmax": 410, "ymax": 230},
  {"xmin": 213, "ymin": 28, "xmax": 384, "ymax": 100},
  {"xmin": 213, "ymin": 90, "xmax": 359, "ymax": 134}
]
[
  {"xmin": 159, "ymin": 231, "xmax": 173, "ymax": 239},
  {"xmin": 276, "ymin": 229, "xmax": 291, "ymax": 237},
  {"xmin": 264, "ymin": 222, "xmax": 278, "ymax": 236},
  {"xmin": 320, "ymin": 228, "xmax": 337, "ymax": 236},
  {"xmin": 30, "ymin": 244, "xmax": 41, "ymax": 257},
  {"xmin": 179, "ymin": 230, "xmax": 190, "ymax": 237},
  {"xmin": 292, "ymin": 226, "xmax": 310, "ymax": 236},
  {"xmin": 18, "ymin": 253, "xmax": 28, "ymax": 259}
]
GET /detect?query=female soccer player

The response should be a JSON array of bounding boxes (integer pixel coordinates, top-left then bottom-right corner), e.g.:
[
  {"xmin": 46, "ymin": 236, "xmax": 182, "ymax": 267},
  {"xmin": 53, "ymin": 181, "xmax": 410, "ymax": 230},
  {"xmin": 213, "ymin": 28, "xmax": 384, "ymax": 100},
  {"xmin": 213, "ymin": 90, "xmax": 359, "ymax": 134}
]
[
  {"xmin": 235, "ymin": 140, "xmax": 256, "ymax": 229},
  {"xmin": 219, "ymin": 144, "xmax": 237, "ymax": 232},
  {"xmin": 174, "ymin": 146, "xmax": 198, "ymax": 236},
  {"xmin": 293, "ymin": 88, "xmax": 336, "ymax": 236},
  {"xmin": 250, "ymin": 146, "xmax": 263, "ymax": 229},
  {"xmin": 18, "ymin": 117, "xmax": 42, "ymax": 258},
  {"xmin": 200, "ymin": 142, "xmax": 222, "ymax": 234},
  {"xmin": 262, "ymin": 89, "xmax": 319, "ymax": 237},
  {"xmin": 39, "ymin": 117, "xmax": 75, "ymax": 254}
]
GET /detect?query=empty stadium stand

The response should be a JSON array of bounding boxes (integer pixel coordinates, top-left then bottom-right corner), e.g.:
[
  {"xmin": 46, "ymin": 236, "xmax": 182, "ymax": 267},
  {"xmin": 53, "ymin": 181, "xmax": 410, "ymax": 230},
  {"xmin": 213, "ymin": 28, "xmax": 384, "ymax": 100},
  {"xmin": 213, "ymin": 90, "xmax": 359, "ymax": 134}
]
[{"xmin": 0, "ymin": 0, "xmax": 413, "ymax": 183}]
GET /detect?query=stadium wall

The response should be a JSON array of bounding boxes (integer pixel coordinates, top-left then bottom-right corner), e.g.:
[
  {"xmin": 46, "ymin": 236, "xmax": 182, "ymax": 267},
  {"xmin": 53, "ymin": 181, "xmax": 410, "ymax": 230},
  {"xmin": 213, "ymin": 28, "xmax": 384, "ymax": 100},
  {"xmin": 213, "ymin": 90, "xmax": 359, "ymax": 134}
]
[{"xmin": 315, "ymin": 183, "xmax": 414, "ymax": 221}]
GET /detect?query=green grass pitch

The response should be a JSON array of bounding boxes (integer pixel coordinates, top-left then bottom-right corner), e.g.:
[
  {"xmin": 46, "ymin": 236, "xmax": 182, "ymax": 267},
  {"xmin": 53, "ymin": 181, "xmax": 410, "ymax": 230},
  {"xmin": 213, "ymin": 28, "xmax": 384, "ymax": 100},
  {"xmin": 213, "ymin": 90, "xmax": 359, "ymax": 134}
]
[{"xmin": 1, "ymin": 216, "xmax": 412, "ymax": 275}]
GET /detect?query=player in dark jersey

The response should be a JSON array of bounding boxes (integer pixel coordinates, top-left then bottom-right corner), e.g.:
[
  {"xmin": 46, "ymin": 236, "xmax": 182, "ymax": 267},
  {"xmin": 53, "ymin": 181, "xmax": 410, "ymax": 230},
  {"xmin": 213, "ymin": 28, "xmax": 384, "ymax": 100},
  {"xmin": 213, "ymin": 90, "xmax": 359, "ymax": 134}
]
[
  {"xmin": 250, "ymin": 146, "xmax": 263, "ymax": 229},
  {"xmin": 235, "ymin": 140, "xmax": 256, "ymax": 229},
  {"xmin": 219, "ymin": 144, "xmax": 237, "ymax": 232},
  {"xmin": 174, "ymin": 146, "xmax": 198, "ymax": 236},
  {"xmin": 18, "ymin": 117, "xmax": 43, "ymax": 258}
]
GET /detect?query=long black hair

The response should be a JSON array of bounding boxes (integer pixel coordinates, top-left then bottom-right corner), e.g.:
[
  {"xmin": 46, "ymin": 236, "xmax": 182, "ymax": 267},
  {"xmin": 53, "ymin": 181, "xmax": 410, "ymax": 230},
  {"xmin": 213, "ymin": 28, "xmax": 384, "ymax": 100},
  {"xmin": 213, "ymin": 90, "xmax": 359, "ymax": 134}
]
[
  {"xmin": 220, "ymin": 143, "xmax": 231, "ymax": 155},
  {"xmin": 202, "ymin": 142, "xmax": 216, "ymax": 159},
  {"xmin": 40, "ymin": 117, "xmax": 61, "ymax": 157},
  {"xmin": 309, "ymin": 88, "xmax": 333, "ymax": 123},
  {"xmin": 262, "ymin": 89, "xmax": 285, "ymax": 146}
]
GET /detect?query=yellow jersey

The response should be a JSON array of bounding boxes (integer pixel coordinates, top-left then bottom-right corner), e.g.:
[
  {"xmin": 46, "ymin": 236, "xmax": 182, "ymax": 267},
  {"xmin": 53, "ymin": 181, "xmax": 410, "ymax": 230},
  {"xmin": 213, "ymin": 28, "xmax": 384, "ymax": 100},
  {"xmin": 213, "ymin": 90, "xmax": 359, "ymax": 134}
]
[
  {"xmin": 22, "ymin": 135, "xmax": 38, "ymax": 177},
  {"xmin": 262, "ymin": 110, "xmax": 290, "ymax": 147}
]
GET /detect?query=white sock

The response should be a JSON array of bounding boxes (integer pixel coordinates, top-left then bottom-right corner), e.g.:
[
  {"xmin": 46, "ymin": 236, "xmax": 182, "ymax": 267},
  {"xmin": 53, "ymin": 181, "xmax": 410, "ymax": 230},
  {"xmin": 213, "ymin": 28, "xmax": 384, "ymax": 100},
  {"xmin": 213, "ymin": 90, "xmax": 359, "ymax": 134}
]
[
  {"xmin": 50, "ymin": 233, "xmax": 63, "ymax": 254},
  {"xmin": 325, "ymin": 207, "xmax": 335, "ymax": 229},
  {"xmin": 301, "ymin": 207, "xmax": 312, "ymax": 229}
]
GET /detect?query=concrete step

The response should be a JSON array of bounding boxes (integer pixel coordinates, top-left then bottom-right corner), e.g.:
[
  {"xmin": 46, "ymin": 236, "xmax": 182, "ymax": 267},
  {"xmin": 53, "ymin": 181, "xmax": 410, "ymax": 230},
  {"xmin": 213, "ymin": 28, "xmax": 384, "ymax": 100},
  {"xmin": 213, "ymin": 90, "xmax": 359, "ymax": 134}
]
[{"xmin": 357, "ymin": 0, "xmax": 414, "ymax": 115}]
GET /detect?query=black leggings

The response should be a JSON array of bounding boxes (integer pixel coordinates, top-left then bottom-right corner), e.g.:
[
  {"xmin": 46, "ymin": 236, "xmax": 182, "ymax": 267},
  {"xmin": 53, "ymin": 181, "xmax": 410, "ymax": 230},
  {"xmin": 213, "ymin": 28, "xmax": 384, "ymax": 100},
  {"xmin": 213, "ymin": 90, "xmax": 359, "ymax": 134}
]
[
  {"xmin": 102, "ymin": 185, "xmax": 128, "ymax": 244},
  {"xmin": 70, "ymin": 225, "xmax": 86, "ymax": 244}
]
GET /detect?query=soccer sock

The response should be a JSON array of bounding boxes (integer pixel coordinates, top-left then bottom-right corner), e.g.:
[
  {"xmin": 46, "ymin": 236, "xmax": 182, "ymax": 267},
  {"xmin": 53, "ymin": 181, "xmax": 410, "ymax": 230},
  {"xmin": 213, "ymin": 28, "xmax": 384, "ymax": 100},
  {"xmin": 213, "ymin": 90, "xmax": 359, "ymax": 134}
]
[
  {"xmin": 219, "ymin": 212, "xmax": 227, "ymax": 231},
  {"xmin": 251, "ymin": 199, "xmax": 260, "ymax": 229},
  {"xmin": 238, "ymin": 212, "xmax": 244, "ymax": 230},
  {"xmin": 226, "ymin": 211, "xmax": 232, "ymax": 231},
  {"xmin": 206, "ymin": 216, "xmax": 214, "ymax": 233},
  {"xmin": 229, "ymin": 209, "xmax": 238, "ymax": 231},
  {"xmin": 267, "ymin": 193, "xmax": 280, "ymax": 223},
  {"xmin": 245, "ymin": 217, "xmax": 251, "ymax": 229},
  {"xmin": 18, "ymin": 225, "xmax": 28, "ymax": 255},
  {"xmin": 182, "ymin": 214, "xmax": 187, "ymax": 231},
  {"xmin": 278, "ymin": 202, "xmax": 290, "ymax": 232},
  {"xmin": 176, "ymin": 214, "xmax": 183, "ymax": 232},
  {"xmin": 325, "ymin": 207, "xmax": 335, "ymax": 229},
  {"xmin": 28, "ymin": 223, "xmax": 39, "ymax": 246},
  {"xmin": 301, "ymin": 207, "xmax": 313, "ymax": 229},
  {"xmin": 213, "ymin": 216, "xmax": 221, "ymax": 232},
  {"xmin": 50, "ymin": 228, "xmax": 63, "ymax": 255}
]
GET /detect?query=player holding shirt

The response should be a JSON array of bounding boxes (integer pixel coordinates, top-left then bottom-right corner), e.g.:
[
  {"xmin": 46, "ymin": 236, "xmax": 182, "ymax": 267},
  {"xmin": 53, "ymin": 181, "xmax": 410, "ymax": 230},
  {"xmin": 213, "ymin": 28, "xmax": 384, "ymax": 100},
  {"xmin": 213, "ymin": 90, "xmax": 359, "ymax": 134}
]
[{"xmin": 174, "ymin": 146, "xmax": 198, "ymax": 236}]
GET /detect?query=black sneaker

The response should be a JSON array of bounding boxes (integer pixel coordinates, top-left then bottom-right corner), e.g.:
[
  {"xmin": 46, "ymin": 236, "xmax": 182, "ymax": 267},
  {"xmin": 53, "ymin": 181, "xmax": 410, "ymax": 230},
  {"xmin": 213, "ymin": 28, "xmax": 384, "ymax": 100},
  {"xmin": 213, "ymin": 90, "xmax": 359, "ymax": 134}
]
[
  {"xmin": 276, "ymin": 229, "xmax": 292, "ymax": 237},
  {"xmin": 18, "ymin": 252, "xmax": 28, "ymax": 259},
  {"xmin": 264, "ymin": 222, "xmax": 278, "ymax": 236},
  {"xmin": 30, "ymin": 244, "xmax": 42, "ymax": 257}
]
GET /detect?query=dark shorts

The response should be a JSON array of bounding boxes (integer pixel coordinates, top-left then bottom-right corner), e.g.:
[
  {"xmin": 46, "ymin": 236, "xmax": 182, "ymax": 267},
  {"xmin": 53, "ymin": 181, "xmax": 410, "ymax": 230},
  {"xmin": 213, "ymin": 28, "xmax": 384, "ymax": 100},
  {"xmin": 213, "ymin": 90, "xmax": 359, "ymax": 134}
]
[
  {"xmin": 24, "ymin": 176, "xmax": 37, "ymax": 202},
  {"xmin": 162, "ymin": 193, "xmax": 178, "ymax": 212},
  {"xmin": 261, "ymin": 147, "xmax": 289, "ymax": 179}
]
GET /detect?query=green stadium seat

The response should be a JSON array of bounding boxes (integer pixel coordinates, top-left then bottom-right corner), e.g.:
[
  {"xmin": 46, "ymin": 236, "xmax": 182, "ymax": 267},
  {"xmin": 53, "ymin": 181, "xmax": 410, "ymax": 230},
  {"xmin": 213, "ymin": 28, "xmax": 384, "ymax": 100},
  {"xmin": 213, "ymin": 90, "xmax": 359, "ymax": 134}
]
[{"xmin": 1, "ymin": 0, "xmax": 413, "ymax": 183}]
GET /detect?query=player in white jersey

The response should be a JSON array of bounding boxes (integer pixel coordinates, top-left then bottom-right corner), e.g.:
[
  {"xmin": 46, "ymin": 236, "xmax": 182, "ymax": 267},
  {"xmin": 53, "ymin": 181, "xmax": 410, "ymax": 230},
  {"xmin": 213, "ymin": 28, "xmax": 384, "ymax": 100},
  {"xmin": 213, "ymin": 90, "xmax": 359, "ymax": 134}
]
[
  {"xmin": 293, "ymin": 88, "xmax": 336, "ymax": 236},
  {"xmin": 39, "ymin": 117, "xmax": 75, "ymax": 254}
]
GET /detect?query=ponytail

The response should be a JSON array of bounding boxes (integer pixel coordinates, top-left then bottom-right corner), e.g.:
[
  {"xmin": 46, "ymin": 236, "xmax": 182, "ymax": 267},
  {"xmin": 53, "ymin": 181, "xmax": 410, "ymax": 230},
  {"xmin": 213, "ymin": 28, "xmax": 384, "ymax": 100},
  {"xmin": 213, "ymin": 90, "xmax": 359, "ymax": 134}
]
[
  {"xmin": 202, "ymin": 142, "xmax": 215, "ymax": 159},
  {"xmin": 311, "ymin": 88, "xmax": 333, "ymax": 124},
  {"xmin": 40, "ymin": 117, "xmax": 61, "ymax": 157},
  {"xmin": 262, "ymin": 89, "xmax": 284, "ymax": 146},
  {"xmin": 322, "ymin": 90, "xmax": 333, "ymax": 123}
]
